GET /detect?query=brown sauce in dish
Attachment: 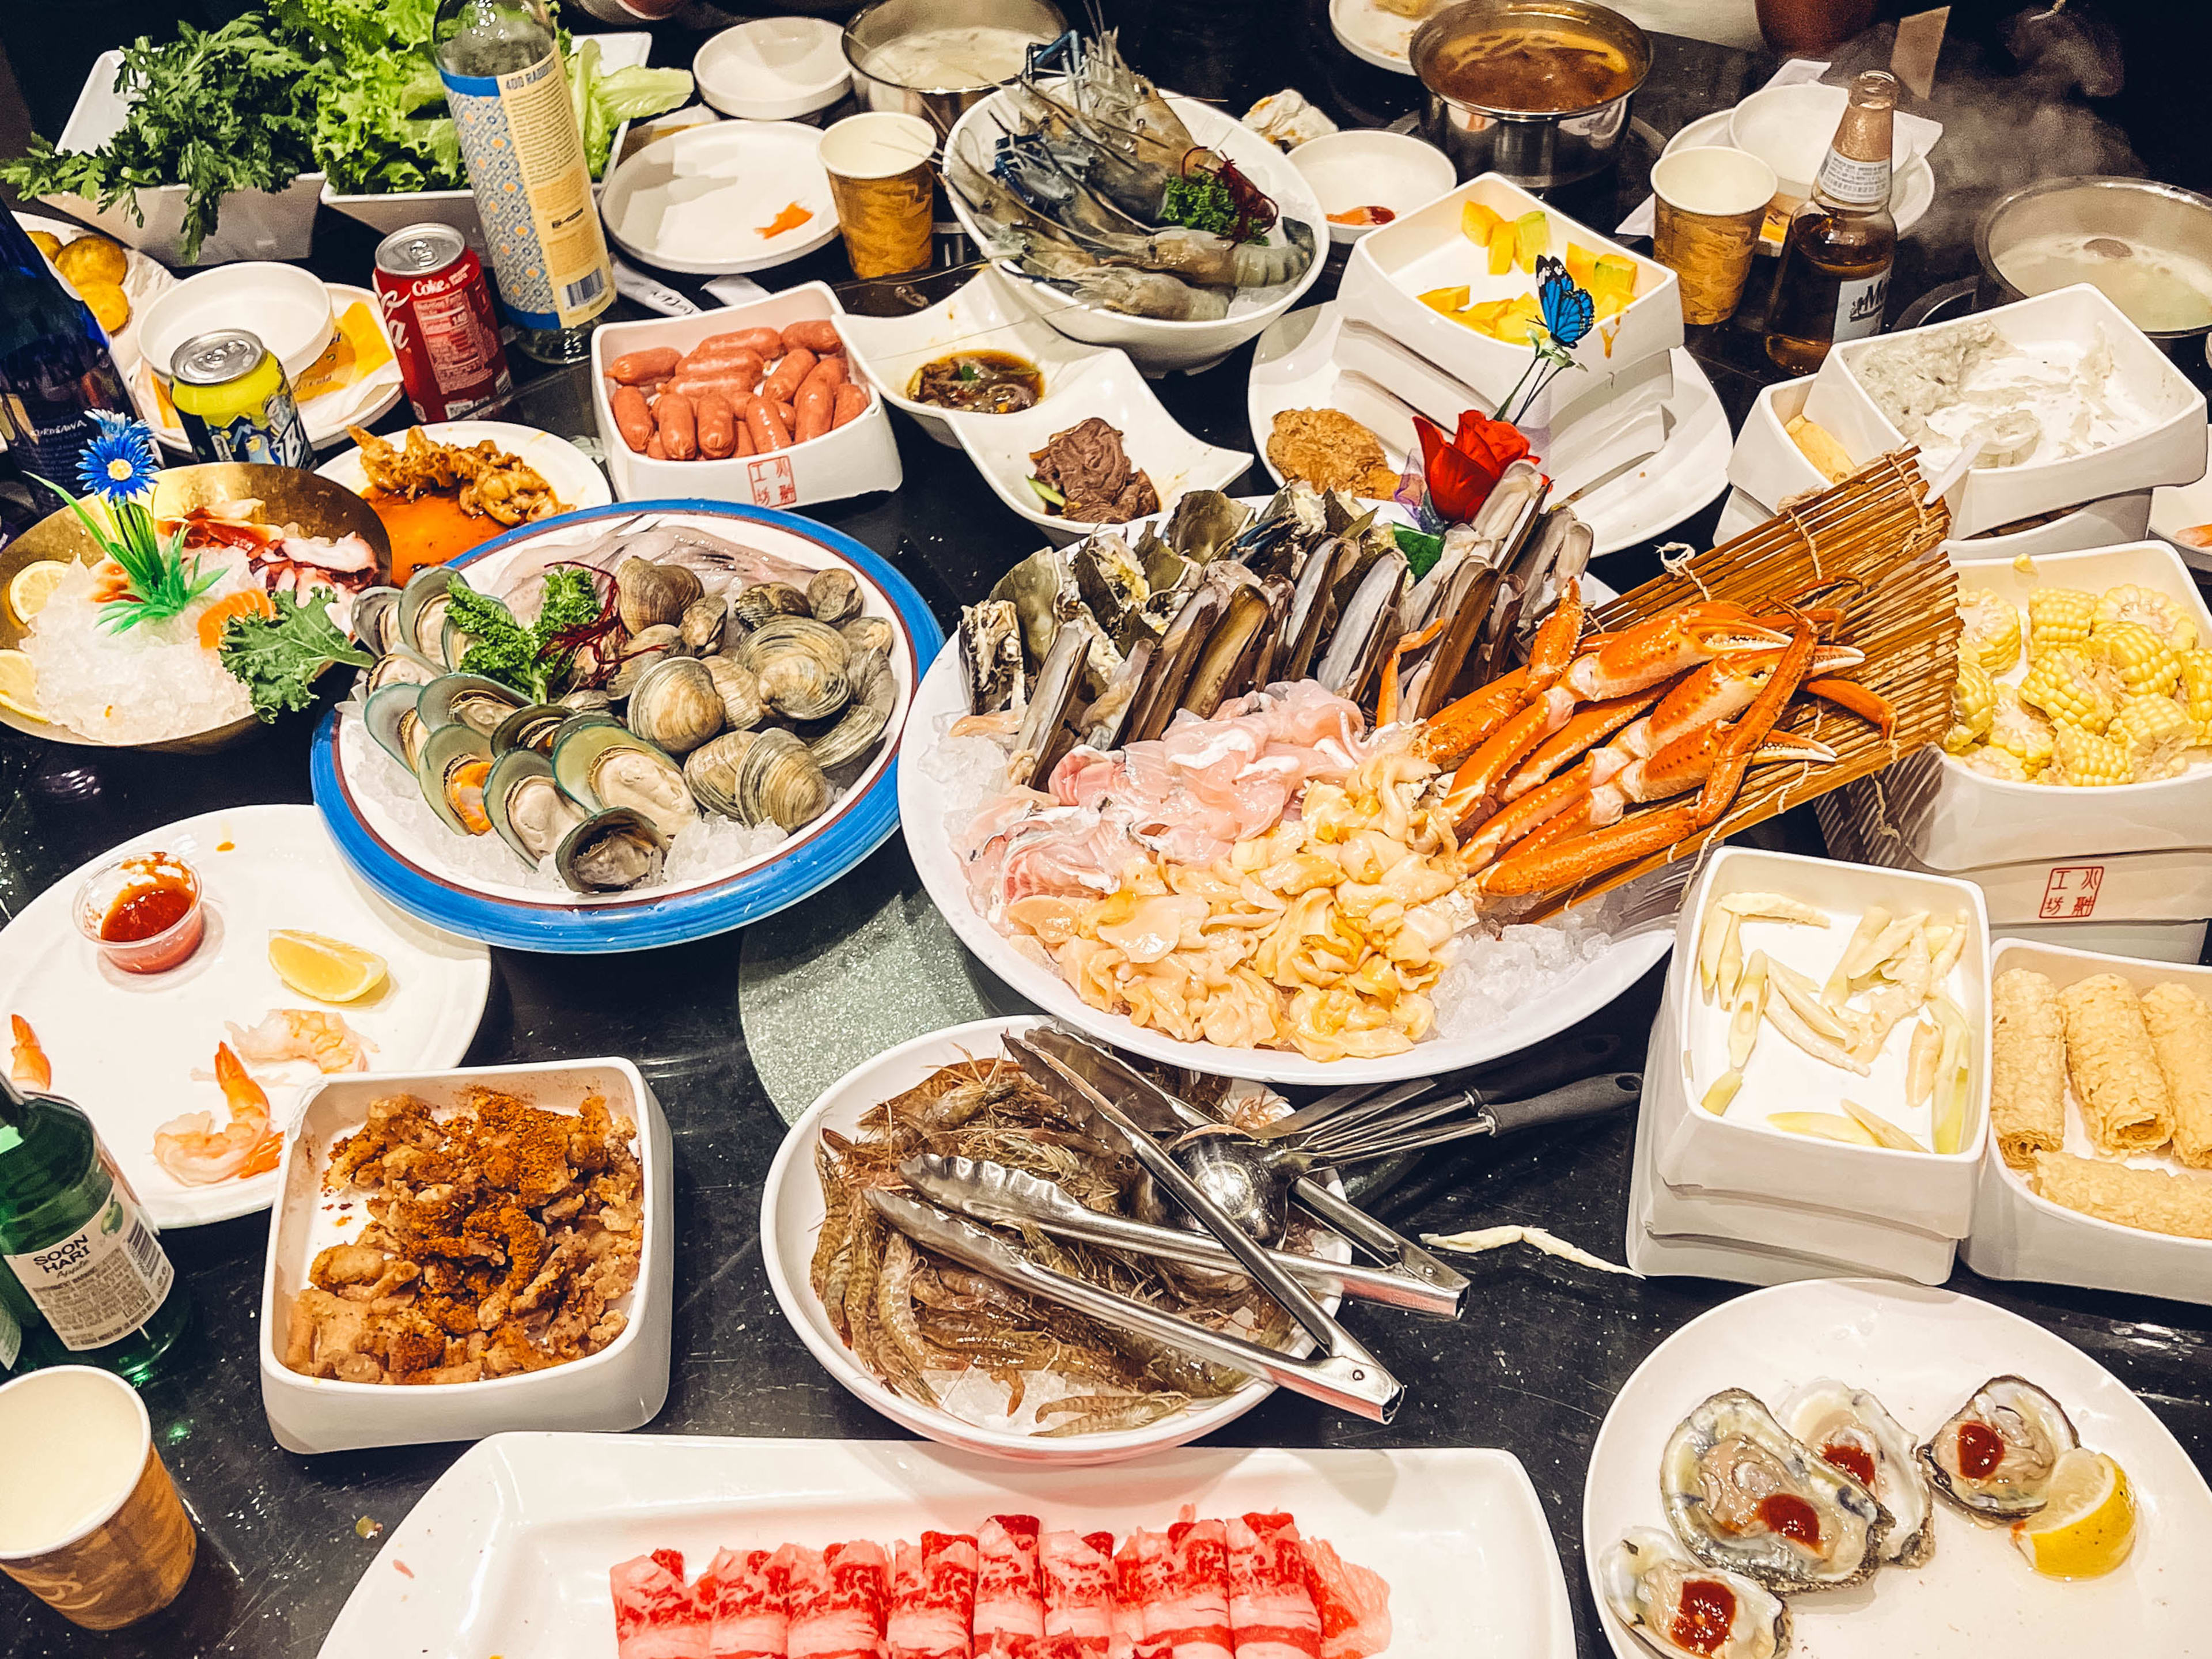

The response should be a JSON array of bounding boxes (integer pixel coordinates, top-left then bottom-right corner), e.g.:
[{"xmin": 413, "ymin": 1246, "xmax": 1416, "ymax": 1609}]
[
  {"xmin": 368, "ymin": 490, "xmax": 512, "ymax": 582},
  {"xmin": 908, "ymin": 350, "xmax": 1046, "ymax": 415},
  {"xmin": 1426, "ymin": 26, "xmax": 1635, "ymax": 113}
]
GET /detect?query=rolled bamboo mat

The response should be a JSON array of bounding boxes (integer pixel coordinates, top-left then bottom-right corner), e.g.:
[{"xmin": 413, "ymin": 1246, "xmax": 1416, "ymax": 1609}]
[{"xmin": 1525, "ymin": 448, "xmax": 1957, "ymax": 920}]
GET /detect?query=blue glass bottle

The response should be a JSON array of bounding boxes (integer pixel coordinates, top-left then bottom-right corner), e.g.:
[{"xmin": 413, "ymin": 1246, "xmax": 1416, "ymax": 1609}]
[{"xmin": 0, "ymin": 211, "xmax": 133, "ymax": 479}]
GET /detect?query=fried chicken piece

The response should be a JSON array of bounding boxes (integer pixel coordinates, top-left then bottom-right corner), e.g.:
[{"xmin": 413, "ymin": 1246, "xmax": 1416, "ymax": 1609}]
[{"xmin": 325, "ymin": 1094, "xmax": 441, "ymax": 1190}]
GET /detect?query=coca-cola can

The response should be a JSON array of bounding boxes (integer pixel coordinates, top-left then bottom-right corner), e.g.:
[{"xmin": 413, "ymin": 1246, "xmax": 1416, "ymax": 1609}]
[{"xmin": 373, "ymin": 224, "xmax": 514, "ymax": 423}]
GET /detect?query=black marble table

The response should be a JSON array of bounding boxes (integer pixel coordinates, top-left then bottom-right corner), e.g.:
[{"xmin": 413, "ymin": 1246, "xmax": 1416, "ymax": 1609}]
[{"xmin": 3, "ymin": 12, "xmax": 2207, "ymax": 1657}]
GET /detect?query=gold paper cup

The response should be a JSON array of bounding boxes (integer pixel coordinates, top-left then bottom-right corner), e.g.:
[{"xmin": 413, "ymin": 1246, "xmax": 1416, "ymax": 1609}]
[
  {"xmin": 1650, "ymin": 146, "xmax": 1779, "ymax": 325},
  {"xmin": 821, "ymin": 112, "xmax": 939, "ymax": 279},
  {"xmin": 0, "ymin": 1368, "xmax": 197, "ymax": 1630}
]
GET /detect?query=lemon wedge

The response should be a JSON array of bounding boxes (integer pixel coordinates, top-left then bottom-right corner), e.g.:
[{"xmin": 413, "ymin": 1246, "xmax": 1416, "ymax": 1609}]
[
  {"xmin": 2013, "ymin": 1449, "xmax": 2136, "ymax": 1578},
  {"xmin": 7, "ymin": 560, "xmax": 71, "ymax": 624},
  {"xmin": 268, "ymin": 930, "xmax": 388, "ymax": 1003},
  {"xmin": 0, "ymin": 650, "xmax": 43, "ymax": 722}
]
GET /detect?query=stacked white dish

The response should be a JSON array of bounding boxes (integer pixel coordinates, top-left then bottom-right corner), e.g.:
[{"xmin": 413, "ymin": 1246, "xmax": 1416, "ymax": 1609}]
[
  {"xmin": 1628, "ymin": 848, "xmax": 1991, "ymax": 1287},
  {"xmin": 1816, "ymin": 539, "xmax": 2212, "ymax": 964}
]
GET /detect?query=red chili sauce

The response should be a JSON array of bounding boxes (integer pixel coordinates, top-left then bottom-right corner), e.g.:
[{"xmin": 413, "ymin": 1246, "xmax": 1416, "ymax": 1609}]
[
  {"xmin": 1822, "ymin": 1441, "xmax": 1878, "ymax": 1488},
  {"xmin": 1755, "ymin": 1493, "xmax": 1823, "ymax": 1548},
  {"xmin": 1669, "ymin": 1579, "xmax": 1737, "ymax": 1656},
  {"xmin": 103, "ymin": 882, "xmax": 194, "ymax": 942},
  {"xmin": 93, "ymin": 853, "xmax": 203, "ymax": 974},
  {"xmin": 1956, "ymin": 1421, "xmax": 2006, "ymax": 1479}
]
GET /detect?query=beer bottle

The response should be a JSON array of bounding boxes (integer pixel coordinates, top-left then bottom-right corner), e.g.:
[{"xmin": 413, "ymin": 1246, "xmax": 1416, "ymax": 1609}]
[{"xmin": 1764, "ymin": 71, "xmax": 1900, "ymax": 373}]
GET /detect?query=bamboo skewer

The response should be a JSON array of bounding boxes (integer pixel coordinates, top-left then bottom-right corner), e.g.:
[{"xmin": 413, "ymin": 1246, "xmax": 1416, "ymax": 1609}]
[{"xmin": 1521, "ymin": 448, "xmax": 1957, "ymax": 920}]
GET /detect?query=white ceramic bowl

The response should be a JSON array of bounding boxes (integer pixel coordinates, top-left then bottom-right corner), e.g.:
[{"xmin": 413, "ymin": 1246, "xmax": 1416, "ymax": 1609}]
[
  {"xmin": 1728, "ymin": 81, "xmax": 1934, "ymax": 199},
  {"xmin": 599, "ymin": 122, "xmax": 838, "ymax": 276},
  {"xmin": 1963, "ymin": 937, "xmax": 2212, "ymax": 1304},
  {"xmin": 2149, "ymin": 421, "xmax": 2212, "ymax": 570},
  {"xmin": 1289, "ymin": 130, "xmax": 1457, "ymax": 245},
  {"xmin": 839, "ymin": 266, "xmax": 1114, "ymax": 447},
  {"xmin": 952, "ymin": 353, "xmax": 1253, "ymax": 544},
  {"xmin": 694, "ymin": 17, "xmax": 850, "ymax": 121},
  {"xmin": 258, "ymin": 1058, "xmax": 673, "ymax": 1454},
  {"xmin": 589, "ymin": 282, "xmax": 902, "ymax": 508},
  {"xmin": 759, "ymin": 1016, "xmax": 1346, "ymax": 1464},
  {"xmin": 1655, "ymin": 847, "xmax": 1991, "ymax": 1238},
  {"xmin": 943, "ymin": 90, "xmax": 1327, "ymax": 376},
  {"xmin": 139, "ymin": 262, "xmax": 334, "ymax": 387}
]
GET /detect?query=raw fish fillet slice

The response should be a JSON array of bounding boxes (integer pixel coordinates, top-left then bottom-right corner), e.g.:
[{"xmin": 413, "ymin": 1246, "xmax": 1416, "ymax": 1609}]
[
  {"xmin": 1224, "ymin": 1516, "xmax": 1320, "ymax": 1659},
  {"xmin": 1040, "ymin": 1531, "xmax": 1116, "ymax": 1659},
  {"xmin": 1159, "ymin": 1520, "xmax": 1234, "ymax": 1659},
  {"xmin": 1113, "ymin": 1529, "xmax": 1175, "ymax": 1659},
  {"xmin": 974, "ymin": 1514, "xmax": 1047, "ymax": 1659},
  {"xmin": 1294, "ymin": 1541, "xmax": 1391, "ymax": 1659},
  {"xmin": 783, "ymin": 1543, "xmax": 887, "ymax": 1659},
  {"xmin": 888, "ymin": 1533, "xmax": 978, "ymax": 1659},
  {"xmin": 612, "ymin": 1548, "xmax": 713, "ymax": 1659},
  {"xmin": 705, "ymin": 1547, "xmax": 790, "ymax": 1659}
]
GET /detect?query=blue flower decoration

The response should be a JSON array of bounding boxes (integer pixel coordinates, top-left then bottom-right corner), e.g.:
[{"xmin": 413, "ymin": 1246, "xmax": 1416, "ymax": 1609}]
[
  {"xmin": 75, "ymin": 410, "xmax": 160, "ymax": 503},
  {"xmin": 1535, "ymin": 255, "xmax": 1594, "ymax": 350}
]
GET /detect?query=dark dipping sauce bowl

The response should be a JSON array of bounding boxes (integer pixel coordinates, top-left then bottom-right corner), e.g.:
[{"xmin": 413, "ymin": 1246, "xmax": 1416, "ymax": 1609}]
[{"xmin": 1411, "ymin": 0, "xmax": 1651, "ymax": 190}]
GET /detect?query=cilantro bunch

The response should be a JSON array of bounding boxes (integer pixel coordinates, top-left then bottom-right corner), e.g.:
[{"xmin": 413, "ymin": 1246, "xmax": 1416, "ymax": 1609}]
[{"xmin": 447, "ymin": 568, "xmax": 604, "ymax": 704}]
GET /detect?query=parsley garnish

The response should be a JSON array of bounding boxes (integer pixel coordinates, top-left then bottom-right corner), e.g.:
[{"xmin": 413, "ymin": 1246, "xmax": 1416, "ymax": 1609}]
[
  {"xmin": 218, "ymin": 589, "xmax": 374, "ymax": 722},
  {"xmin": 448, "ymin": 567, "xmax": 603, "ymax": 703}
]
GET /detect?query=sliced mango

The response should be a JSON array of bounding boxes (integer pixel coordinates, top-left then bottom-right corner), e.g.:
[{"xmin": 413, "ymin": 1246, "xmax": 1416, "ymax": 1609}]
[
  {"xmin": 1592, "ymin": 253, "xmax": 1638, "ymax": 297},
  {"xmin": 1460, "ymin": 200, "xmax": 1504, "ymax": 248},
  {"xmin": 1594, "ymin": 289, "xmax": 1630, "ymax": 321},
  {"xmin": 1513, "ymin": 210, "xmax": 1548, "ymax": 272},
  {"xmin": 1487, "ymin": 230, "xmax": 1515, "ymax": 276},
  {"xmin": 1419, "ymin": 285, "xmax": 1471, "ymax": 315},
  {"xmin": 1563, "ymin": 242, "xmax": 1600, "ymax": 289}
]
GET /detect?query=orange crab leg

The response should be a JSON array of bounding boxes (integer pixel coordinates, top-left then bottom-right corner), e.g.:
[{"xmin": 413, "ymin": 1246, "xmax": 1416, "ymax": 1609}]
[
  {"xmin": 1444, "ymin": 686, "xmax": 1575, "ymax": 828},
  {"xmin": 1803, "ymin": 676, "xmax": 1896, "ymax": 737},
  {"xmin": 1499, "ymin": 688, "xmax": 1664, "ymax": 802},
  {"xmin": 1376, "ymin": 616, "xmax": 1450, "ymax": 728},
  {"xmin": 1411, "ymin": 667, "xmax": 1529, "ymax": 767},
  {"xmin": 1560, "ymin": 605, "xmax": 1789, "ymax": 701},
  {"xmin": 1525, "ymin": 577, "xmax": 1586, "ymax": 689}
]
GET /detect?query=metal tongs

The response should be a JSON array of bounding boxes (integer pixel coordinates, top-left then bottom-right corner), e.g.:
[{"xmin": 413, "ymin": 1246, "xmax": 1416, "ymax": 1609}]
[
  {"xmin": 1016, "ymin": 1027, "xmax": 1471, "ymax": 1300},
  {"xmin": 874, "ymin": 1029, "xmax": 1403, "ymax": 1421}
]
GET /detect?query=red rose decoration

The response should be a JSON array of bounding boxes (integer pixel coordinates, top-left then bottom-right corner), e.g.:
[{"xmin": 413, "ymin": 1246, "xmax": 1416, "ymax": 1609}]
[{"xmin": 1415, "ymin": 410, "xmax": 1540, "ymax": 525}]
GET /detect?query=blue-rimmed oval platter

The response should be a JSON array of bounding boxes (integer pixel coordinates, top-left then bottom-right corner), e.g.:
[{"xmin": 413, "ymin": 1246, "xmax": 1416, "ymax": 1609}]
[{"xmin": 310, "ymin": 501, "xmax": 943, "ymax": 953}]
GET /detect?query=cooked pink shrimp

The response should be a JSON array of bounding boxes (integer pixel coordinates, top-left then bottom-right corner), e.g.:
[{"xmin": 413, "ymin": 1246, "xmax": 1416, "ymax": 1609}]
[
  {"xmin": 152, "ymin": 1044, "xmax": 282, "ymax": 1185},
  {"xmin": 226, "ymin": 1009, "xmax": 372, "ymax": 1074},
  {"xmin": 10, "ymin": 1014, "xmax": 51, "ymax": 1092}
]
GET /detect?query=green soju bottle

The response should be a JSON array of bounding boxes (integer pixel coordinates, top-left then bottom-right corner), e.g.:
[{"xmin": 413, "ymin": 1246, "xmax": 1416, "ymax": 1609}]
[{"xmin": 0, "ymin": 1076, "xmax": 190, "ymax": 1385}]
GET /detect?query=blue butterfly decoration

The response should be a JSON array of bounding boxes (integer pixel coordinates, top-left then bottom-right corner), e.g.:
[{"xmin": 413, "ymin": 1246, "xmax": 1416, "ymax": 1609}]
[{"xmin": 1535, "ymin": 254, "xmax": 1595, "ymax": 349}]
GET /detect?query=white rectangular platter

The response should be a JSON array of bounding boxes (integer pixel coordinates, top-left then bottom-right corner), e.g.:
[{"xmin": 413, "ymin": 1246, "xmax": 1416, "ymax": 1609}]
[{"xmin": 317, "ymin": 1437, "xmax": 1574, "ymax": 1659}]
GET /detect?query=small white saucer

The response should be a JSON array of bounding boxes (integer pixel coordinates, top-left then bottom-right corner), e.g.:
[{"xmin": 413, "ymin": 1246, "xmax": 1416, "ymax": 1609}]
[
  {"xmin": 599, "ymin": 122, "xmax": 839, "ymax": 275},
  {"xmin": 694, "ymin": 18, "xmax": 850, "ymax": 122},
  {"xmin": 1330, "ymin": 0, "xmax": 1422, "ymax": 74}
]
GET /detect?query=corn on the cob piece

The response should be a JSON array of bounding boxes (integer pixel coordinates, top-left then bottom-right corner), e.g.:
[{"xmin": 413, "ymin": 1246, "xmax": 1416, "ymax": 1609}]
[
  {"xmin": 2110, "ymin": 694, "xmax": 2195, "ymax": 781},
  {"xmin": 2044, "ymin": 724, "xmax": 2134, "ymax": 787},
  {"xmin": 2089, "ymin": 620, "xmax": 2181, "ymax": 697},
  {"xmin": 1957, "ymin": 586, "xmax": 2022, "ymax": 675},
  {"xmin": 1962, "ymin": 746, "xmax": 2031, "ymax": 780},
  {"xmin": 2177, "ymin": 650, "xmax": 2212, "ymax": 736},
  {"xmin": 2019, "ymin": 646, "xmax": 2116, "ymax": 732},
  {"xmin": 1944, "ymin": 658, "xmax": 1997, "ymax": 753},
  {"xmin": 2141, "ymin": 982, "xmax": 2212, "ymax": 1168},
  {"xmin": 1986, "ymin": 685, "xmax": 2056, "ymax": 775},
  {"xmin": 2028, "ymin": 587, "xmax": 2099, "ymax": 656},
  {"xmin": 2094, "ymin": 582, "xmax": 2197, "ymax": 651},
  {"xmin": 2058, "ymin": 972, "xmax": 2175, "ymax": 1153},
  {"xmin": 1991, "ymin": 968, "xmax": 2065, "ymax": 1167}
]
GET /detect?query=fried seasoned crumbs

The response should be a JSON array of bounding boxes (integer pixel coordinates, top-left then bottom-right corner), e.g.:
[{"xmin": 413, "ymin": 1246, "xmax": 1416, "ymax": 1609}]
[{"xmin": 283, "ymin": 1086, "xmax": 642, "ymax": 1385}]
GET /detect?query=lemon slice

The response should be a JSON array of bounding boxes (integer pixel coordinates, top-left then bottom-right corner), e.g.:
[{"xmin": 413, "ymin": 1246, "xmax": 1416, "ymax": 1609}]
[
  {"xmin": 0, "ymin": 650, "xmax": 43, "ymax": 722},
  {"xmin": 2013, "ymin": 1448, "xmax": 2136, "ymax": 1578},
  {"xmin": 7, "ymin": 560, "xmax": 71, "ymax": 624},
  {"xmin": 268, "ymin": 930, "xmax": 388, "ymax": 1003}
]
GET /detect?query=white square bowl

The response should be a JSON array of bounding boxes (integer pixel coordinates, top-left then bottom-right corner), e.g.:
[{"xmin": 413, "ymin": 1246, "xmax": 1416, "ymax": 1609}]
[
  {"xmin": 950, "ymin": 354, "xmax": 1253, "ymax": 547},
  {"xmin": 1802, "ymin": 285, "xmax": 2207, "ymax": 538},
  {"xmin": 1653, "ymin": 847, "xmax": 1990, "ymax": 1236},
  {"xmin": 1729, "ymin": 376, "xmax": 2153, "ymax": 558},
  {"xmin": 46, "ymin": 51, "xmax": 323, "ymax": 266},
  {"xmin": 1337, "ymin": 173, "xmax": 1682, "ymax": 432},
  {"xmin": 1961, "ymin": 938, "xmax": 2212, "ymax": 1305},
  {"xmin": 838, "ymin": 266, "xmax": 1116, "ymax": 448},
  {"xmin": 1828, "ymin": 541, "xmax": 2212, "ymax": 873},
  {"xmin": 258, "ymin": 1058, "xmax": 672, "ymax": 1455},
  {"xmin": 589, "ymin": 281, "xmax": 903, "ymax": 509},
  {"xmin": 321, "ymin": 34, "xmax": 654, "ymax": 248}
]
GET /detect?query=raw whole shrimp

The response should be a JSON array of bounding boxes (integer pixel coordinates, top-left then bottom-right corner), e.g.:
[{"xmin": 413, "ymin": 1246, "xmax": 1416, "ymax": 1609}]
[
  {"xmin": 10, "ymin": 1014, "xmax": 50, "ymax": 1091},
  {"xmin": 228, "ymin": 1009, "xmax": 372, "ymax": 1073},
  {"xmin": 152, "ymin": 1044, "xmax": 281, "ymax": 1185}
]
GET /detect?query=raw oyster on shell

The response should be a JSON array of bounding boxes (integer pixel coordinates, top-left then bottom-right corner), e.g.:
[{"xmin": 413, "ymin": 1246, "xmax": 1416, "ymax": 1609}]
[
  {"xmin": 1601, "ymin": 1527, "xmax": 1789, "ymax": 1659},
  {"xmin": 1916, "ymin": 1375, "xmax": 2078, "ymax": 1521},
  {"xmin": 1779, "ymin": 1378, "xmax": 1934, "ymax": 1567}
]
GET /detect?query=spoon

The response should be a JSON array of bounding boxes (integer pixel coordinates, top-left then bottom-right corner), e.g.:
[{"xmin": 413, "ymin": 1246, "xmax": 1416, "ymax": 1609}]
[{"xmin": 1139, "ymin": 1072, "xmax": 1643, "ymax": 1244}]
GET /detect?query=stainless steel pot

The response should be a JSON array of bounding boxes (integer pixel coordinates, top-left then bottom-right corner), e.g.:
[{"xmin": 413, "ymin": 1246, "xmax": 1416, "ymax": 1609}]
[
  {"xmin": 1976, "ymin": 175, "xmax": 2212, "ymax": 347},
  {"xmin": 842, "ymin": 0, "xmax": 1069, "ymax": 139},
  {"xmin": 1410, "ymin": 0, "xmax": 1650, "ymax": 189}
]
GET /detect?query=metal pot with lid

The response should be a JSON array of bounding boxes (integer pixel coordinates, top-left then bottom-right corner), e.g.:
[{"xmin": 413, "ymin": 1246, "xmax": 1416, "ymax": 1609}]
[{"xmin": 1410, "ymin": 0, "xmax": 1650, "ymax": 189}]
